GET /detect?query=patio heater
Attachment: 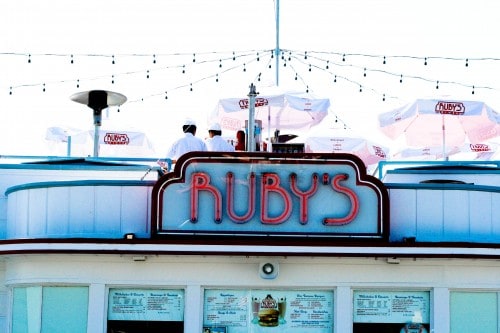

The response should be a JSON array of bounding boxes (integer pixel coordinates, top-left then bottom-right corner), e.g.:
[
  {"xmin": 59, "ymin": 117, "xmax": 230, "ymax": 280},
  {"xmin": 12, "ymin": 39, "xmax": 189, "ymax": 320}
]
[{"xmin": 70, "ymin": 90, "xmax": 127, "ymax": 157}]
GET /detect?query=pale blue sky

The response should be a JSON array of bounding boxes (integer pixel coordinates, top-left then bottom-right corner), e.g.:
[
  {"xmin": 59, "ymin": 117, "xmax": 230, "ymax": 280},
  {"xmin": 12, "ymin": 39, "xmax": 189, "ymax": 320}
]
[{"xmin": 1, "ymin": 0, "xmax": 499, "ymax": 156}]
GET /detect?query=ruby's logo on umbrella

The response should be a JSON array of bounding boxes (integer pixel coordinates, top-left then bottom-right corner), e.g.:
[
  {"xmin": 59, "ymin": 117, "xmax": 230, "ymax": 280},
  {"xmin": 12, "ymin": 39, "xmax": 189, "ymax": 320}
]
[
  {"xmin": 239, "ymin": 98, "xmax": 269, "ymax": 109},
  {"xmin": 435, "ymin": 101, "xmax": 465, "ymax": 115},
  {"xmin": 104, "ymin": 132, "xmax": 130, "ymax": 145},
  {"xmin": 469, "ymin": 143, "xmax": 490, "ymax": 152}
]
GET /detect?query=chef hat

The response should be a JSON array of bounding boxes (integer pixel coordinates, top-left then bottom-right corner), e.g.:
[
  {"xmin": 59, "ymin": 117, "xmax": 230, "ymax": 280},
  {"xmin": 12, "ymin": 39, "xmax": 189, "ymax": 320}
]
[
  {"xmin": 208, "ymin": 122, "xmax": 221, "ymax": 131},
  {"xmin": 183, "ymin": 118, "xmax": 197, "ymax": 126}
]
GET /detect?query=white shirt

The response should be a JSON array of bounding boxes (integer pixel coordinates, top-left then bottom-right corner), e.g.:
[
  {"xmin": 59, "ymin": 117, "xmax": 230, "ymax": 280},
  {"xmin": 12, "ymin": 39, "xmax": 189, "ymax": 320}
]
[
  {"xmin": 166, "ymin": 133, "xmax": 207, "ymax": 160},
  {"xmin": 206, "ymin": 135, "xmax": 235, "ymax": 152}
]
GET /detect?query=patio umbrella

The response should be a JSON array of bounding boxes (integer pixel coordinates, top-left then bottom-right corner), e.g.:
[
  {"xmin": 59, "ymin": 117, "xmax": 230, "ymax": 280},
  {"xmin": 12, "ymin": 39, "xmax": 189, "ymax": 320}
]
[
  {"xmin": 378, "ymin": 99, "xmax": 500, "ymax": 160},
  {"xmin": 210, "ymin": 90, "xmax": 330, "ymax": 134},
  {"xmin": 392, "ymin": 146, "xmax": 462, "ymax": 161},
  {"xmin": 46, "ymin": 127, "xmax": 156, "ymax": 157},
  {"xmin": 288, "ymin": 128, "xmax": 389, "ymax": 167}
]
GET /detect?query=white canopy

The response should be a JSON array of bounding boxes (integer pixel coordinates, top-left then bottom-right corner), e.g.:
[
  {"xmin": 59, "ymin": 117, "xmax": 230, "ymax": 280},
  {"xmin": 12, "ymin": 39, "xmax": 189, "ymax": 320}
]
[{"xmin": 210, "ymin": 91, "xmax": 330, "ymax": 133}]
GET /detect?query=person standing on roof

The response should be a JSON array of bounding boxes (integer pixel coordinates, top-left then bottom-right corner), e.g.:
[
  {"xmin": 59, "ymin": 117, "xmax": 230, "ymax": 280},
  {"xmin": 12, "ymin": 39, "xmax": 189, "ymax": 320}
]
[
  {"xmin": 161, "ymin": 118, "xmax": 207, "ymax": 170},
  {"xmin": 205, "ymin": 122, "xmax": 235, "ymax": 152}
]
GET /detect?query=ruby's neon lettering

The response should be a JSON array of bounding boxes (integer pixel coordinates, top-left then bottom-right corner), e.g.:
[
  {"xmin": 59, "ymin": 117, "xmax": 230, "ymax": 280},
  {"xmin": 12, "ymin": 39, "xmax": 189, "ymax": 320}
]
[{"xmin": 189, "ymin": 171, "xmax": 360, "ymax": 225}]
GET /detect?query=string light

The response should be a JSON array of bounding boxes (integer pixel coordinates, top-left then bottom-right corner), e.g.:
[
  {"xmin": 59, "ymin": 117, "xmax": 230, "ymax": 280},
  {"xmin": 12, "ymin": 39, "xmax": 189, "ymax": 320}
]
[
  {"xmin": 112, "ymin": 55, "xmax": 115, "ymax": 64},
  {"xmin": 3, "ymin": 49, "xmax": 497, "ymax": 107}
]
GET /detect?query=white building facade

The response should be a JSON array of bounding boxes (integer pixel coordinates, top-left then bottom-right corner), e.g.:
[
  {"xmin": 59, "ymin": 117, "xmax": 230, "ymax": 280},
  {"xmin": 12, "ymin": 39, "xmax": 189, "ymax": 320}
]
[{"xmin": 1, "ymin": 153, "xmax": 499, "ymax": 333}]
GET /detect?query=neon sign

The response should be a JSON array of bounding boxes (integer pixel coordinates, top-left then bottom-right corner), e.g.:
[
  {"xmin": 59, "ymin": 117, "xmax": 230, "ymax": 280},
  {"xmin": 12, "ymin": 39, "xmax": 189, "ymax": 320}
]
[{"xmin": 152, "ymin": 152, "xmax": 389, "ymax": 239}]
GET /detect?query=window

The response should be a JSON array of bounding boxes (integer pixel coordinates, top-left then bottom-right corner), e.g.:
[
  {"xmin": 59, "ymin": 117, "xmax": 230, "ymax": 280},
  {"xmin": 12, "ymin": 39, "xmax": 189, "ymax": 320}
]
[
  {"xmin": 12, "ymin": 286, "xmax": 88, "ymax": 333},
  {"xmin": 353, "ymin": 290, "xmax": 430, "ymax": 333},
  {"xmin": 450, "ymin": 291, "xmax": 498, "ymax": 333},
  {"xmin": 107, "ymin": 288, "xmax": 184, "ymax": 333}
]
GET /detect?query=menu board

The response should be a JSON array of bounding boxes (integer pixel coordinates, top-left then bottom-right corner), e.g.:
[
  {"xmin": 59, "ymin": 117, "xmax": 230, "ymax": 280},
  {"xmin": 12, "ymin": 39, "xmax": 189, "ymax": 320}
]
[
  {"xmin": 204, "ymin": 289, "xmax": 333, "ymax": 333},
  {"xmin": 353, "ymin": 291, "xmax": 429, "ymax": 324},
  {"xmin": 108, "ymin": 289, "xmax": 184, "ymax": 321}
]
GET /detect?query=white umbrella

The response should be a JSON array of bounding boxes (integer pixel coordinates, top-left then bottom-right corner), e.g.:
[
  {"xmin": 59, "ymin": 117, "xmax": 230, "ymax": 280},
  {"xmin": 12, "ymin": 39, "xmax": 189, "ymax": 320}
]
[
  {"xmin": 46, "ymin": 127, "xmax": 156, "ymax": 157},
  {"xmin": 288, "ymin": 127, "xmax": 389, "ymax": 167},
  {"xmin": 378, "ymin": 99, "xmax": 500, "ymax": 160},
  {"xmin": 210, "ymin": 90, "xmax": 330, "ymax": 134}
]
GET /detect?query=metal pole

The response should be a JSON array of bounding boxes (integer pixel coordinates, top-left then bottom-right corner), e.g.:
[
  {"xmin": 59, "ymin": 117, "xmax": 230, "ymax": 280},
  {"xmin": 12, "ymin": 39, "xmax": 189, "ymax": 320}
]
[
  {"xmin": 275, "ymin": 0, "xmax": 280, "ymax": 86},
  {"xmin": 248, "ymin": 83, "xmax": 258, "ymax": 152},
  {"xmin": 93, "ymin": 109, "xmax": 102, "ymax": 157}
]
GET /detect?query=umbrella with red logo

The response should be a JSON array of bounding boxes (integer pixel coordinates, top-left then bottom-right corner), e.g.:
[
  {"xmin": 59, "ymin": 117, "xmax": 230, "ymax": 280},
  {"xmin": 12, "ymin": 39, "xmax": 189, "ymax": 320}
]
[
  {"xmin": 46, "ymin": 127, "xmax": 156, "ymax": 157},
  {"xmin": 378, "ymin": 99, "xmax": 500, "ymax": 160},
  {"xmin": 210, "ymin": 90, "xmax": 330, "ymax": 133}
]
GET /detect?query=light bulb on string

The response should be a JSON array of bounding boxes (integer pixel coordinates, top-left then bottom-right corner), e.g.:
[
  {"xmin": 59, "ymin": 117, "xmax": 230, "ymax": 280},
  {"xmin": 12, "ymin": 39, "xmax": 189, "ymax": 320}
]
[
  {"xmin": 9, "ymin": 87, "xmax": 12, "ymax": 95},
  {"xmin": 436, "ymin": 80, "xmax": 439, "ymax": 89},
  {"xmin": 295, "ymin": 73, "xmax": 298, "ymax": 80},
  {"xmin": 342, "ymin": 54, "xmax": 345, "ymax": 62},
  {"xmin": 112, "ymin": 55, "xmax": 115, "ymax": 64},
  {"xmin": 382, "ymin": 93, "xmax": 386, "ymax": 101},
  {"xmin": 471, "ymin": 85, "xmax": 475, "ymax": 94},
  {"xmin": 76, "ymin": 79, "xmax": 80, "ymax": 88},
  {"xmin": 42, "ymin": 83, "xmax": 46, "ymax": 92},
  {"xmin": 308, "ymin": 64, "xmax": 311, "ymax": 72},
  {"xmin": 281, "ymin": 51, "xmax": 285, "ymax": 60},
  {"xmin": 333, "ymin": 75, "xmax": 337, "ymax": 83},
  {"xmin": 28, "ymin": 54, "xmax": 31, "ymax": 63},
  {"xmin": 359, "ymin": 85, "xmax": 362, "ymax": 93},
  {"xmin": 153, "ymin": 54, "xmax": 156, "ymax": 64},
  {"xmin": 306, "ymin": 85, "xmax": 309, "ymax": 93},
  {"xmin": 304, "ymin": 51, "xmax": 307, "ymax": 60},
  {"xmin": 233, "ymin": 51, "xmax": 236, "ymax": 61},
  {"xmin": 219, "ymin": 59, "xmax": 222, "ymax": 68},
  {"xmin": 112, "ymin": 75, "xmax": 115, "ymax": 84},
  {"xmin": 288, "ymin": 52, "xmax": 291, "ymax": 61},
  {"xmin": 400, "ymin": 75, "xmax": 403, "ymax": 83},
  {"xmin": 70, "ymin": 54, "xmax": 74, "ymax": 64},
  {"xmin": 243, "ymin": 63, "xmax": 246, "ymax": 72},
  {"xmin": 465, "ymin": 58, "xmax": 469, "ymax": 67},
  {"xmin": 383, "ymin": 56, "xmax": 386, "ymax": 64},
  {"xmin": 165, "ymin": 91, "xmax": 168, "ymax": 100},
  {"xmin": 190, "ymin": 83, "xmax": 193, "ymax": 92},
  {"xmin": 192, "ymin": 53, "xmax": 196, "ymax": 62},
  {"xmin": 271, "ymin": 50, "xmax": 274, "ymax": 59},
  {"xmin": 424, "ymin": 57, "xmax": 427, "ymax": 65},
  {"xmin": 146, "ymin": 70, "xmax": 150, "ymax": 79},
  {"xmin": 326, "ymin": 60, "xmax": 329, "ymax": 69},
  {"xmin": 182, "ymin": 65, "xmax": 185, "ymax": 74},
  {"xmin": 257, "ymin": 52, "xmax": 260, "ymax": 61},
  {"xmin": 215, "ymin": 74, "xmax": 219, "ymax": 82},
  {"xmin": 363, "ymin": 68, "xmax": 367, "ymax": 77}
]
